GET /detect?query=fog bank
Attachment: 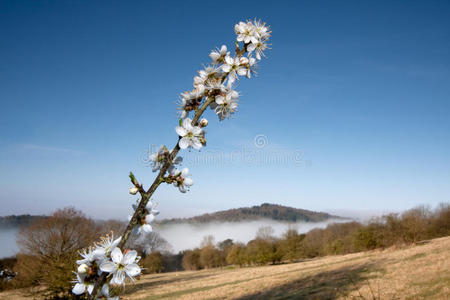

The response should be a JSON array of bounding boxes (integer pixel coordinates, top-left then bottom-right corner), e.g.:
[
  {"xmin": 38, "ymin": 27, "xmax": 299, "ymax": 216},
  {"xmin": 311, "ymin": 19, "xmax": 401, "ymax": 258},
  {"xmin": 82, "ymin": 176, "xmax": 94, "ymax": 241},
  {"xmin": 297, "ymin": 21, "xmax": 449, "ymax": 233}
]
[
  {"xmin": 155, "ymin": 219, "xmax": 344, "ymax": 253},
  {"xmin": 0, "ymin": 229, "xmax": 18, "ymax": 258},
  {"xmin": 0, "ymin": 219, "xmax": 347, "ymax": 258}
]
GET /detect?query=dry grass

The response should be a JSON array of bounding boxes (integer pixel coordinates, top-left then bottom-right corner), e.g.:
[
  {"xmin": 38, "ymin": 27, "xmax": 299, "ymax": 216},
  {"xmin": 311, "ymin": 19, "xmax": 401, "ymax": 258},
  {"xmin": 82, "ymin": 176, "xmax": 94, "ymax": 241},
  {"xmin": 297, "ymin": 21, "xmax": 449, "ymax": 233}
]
[
  {"xmin": 123, "ymin": 236, "xmax": 450, "ymax": 300},
  {"xmin": 2, "ymin": 236, "xmax": 449, "ymax": 299}
]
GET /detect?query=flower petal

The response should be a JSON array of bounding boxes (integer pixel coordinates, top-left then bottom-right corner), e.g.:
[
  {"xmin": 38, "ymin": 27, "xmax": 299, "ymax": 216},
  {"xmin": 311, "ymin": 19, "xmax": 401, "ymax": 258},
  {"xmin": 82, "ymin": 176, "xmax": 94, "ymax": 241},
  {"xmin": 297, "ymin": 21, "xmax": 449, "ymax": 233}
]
[
  {"xmin": 123, "ymin": 250, "xmax": 138, "ymax": 265},
  {"xmin": 215, "ymin": 95, "xmax": 224, "ymax": 105},
  {"xmin": 72, "ymin": 283, "xmax": 85, "ymax": 295},
  {"xmin": 125, "ymin": 263, "xmax": 141, "ymax": 277},
  {"xmin": 111, "ymin": 237, "xmax": 121, "ymax": 249},
  {"xmin": 146, "ymin": 214, "xmax": 155, "ymax": 223},
  {"xmin": 112, "ymin": 270, "xmax": 125, "ymax": 285},
  {"xmin": 237, "ymin": 68, "xmax": 247, "ymax": 76},
  {"xmin": 192, "ymin": 139, "xmax": 202, "ymax": 150},
  {"xmin": 93, "ymin": 248, "xmax": 106, "ymax": 259},
  {"xmin": 182, "ymin": 118, "xmax": 192, "ymax": 129},
  {"xmin": 110, "ymin": 247, "xmax": 123, "ymax": 264},
  {"xmin": 222, "ymin": 65, "xmax": 231, "ymax": 73},
  {"xmin": 142, "ymin": 224, "xmax": 152, "ymax": 233},
  {"xmin": 191, "ymin": 126, "xmax": 202, "ymax": 135},
  {"xmin": 100, "ymin": 261, "xmax": 116, "ymax": 273},
  {"xmin": 179, "ymin": 137, "xmax": 189, "ymax": 149},
  {"xmin": 220, "ymin": 45, "xmax": 227, "ymax": 54},
  {"xmin": 184, "ymin": 177, "xmax": 194, "ymax": 186},
  {"xmin": 209, "ymin": 52, "xmax": 219, "ymax": 61},
  {"xmin": 87, "ymin": 284, "xmax": 94, "ymax": 295},
  {"xmin": 225, "ymin": 55, "xmax": 233, "ymax": 65},
  {"xmin": 175, "ymin": 126, "xmax": 187, "ymax": 137}
]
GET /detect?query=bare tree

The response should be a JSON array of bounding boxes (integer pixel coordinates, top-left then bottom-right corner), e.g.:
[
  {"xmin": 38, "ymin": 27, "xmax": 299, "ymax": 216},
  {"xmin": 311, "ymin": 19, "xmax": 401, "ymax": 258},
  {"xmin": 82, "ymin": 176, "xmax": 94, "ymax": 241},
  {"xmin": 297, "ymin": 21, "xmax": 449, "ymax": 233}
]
[
  {"xmin": 256, "ymin": 226, "xmax": 275, "ymax": 240},
  {"xmin": 15, "ymin": 207, "xmax": 100, "ymax": 298}
]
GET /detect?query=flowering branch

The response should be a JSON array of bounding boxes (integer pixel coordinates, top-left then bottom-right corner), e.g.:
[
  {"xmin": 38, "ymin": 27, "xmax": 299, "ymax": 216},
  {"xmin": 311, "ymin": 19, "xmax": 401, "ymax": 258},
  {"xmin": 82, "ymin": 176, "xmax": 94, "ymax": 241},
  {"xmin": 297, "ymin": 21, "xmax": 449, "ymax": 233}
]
[{"xmin": 73, "ymin": 20, "xmax": 271, "ymax": 299}]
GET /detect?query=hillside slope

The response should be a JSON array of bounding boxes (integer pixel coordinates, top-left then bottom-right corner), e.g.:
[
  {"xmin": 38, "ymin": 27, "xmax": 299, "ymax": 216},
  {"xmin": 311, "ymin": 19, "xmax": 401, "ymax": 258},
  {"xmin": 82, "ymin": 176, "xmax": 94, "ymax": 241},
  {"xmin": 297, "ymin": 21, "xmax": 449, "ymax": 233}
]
[
  {"xmin": 2, "ymin": 237, "xmax": 448, "ymax": 299},
  {"xmin": 120, "ymin": 236, "xmax": 449, "ymax": 299},
  {"xmin": 159, "ymin": 203, "xmax": 340, "ymax": 224}
]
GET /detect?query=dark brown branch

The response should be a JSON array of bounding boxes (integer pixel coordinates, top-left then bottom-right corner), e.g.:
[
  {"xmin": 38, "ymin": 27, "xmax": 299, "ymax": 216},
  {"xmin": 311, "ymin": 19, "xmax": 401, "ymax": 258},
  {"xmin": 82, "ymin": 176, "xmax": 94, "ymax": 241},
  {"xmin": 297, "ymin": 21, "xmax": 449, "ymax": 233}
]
[{"xmin": 88, "ymin": 97, "xmax": 215, "ymax": 299}]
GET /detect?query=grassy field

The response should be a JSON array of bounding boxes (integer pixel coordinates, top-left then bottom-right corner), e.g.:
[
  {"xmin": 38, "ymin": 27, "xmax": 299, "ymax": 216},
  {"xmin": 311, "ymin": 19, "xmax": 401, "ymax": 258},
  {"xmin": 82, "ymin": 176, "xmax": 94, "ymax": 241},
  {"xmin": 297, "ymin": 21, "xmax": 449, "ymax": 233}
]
[
  {"xmin": 122, "ymin": 236, "xmax": 449, "ymax": 300},
  {"xmin": 2, "ymin": 236, "xmax": 449, "ymax": 299}
]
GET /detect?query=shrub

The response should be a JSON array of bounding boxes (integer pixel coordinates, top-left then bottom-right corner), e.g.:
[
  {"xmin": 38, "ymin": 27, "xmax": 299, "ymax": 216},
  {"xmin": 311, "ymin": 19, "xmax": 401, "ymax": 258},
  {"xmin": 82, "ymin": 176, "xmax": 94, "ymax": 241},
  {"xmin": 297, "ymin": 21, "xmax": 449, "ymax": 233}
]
[
  {"xmin": 226, "ymin": 243, "xmax": 246, "ymax": 266},
  {"xmin": 199, "ymin": 245, "xmax": 223, "ymax": 269},
  {"xmin": 142, "ymin": 251, "xmax": 164, "ymax": 274},
  {"xmin": 182, "ymin": 249, "xmax": 202, "ymax": 270}
]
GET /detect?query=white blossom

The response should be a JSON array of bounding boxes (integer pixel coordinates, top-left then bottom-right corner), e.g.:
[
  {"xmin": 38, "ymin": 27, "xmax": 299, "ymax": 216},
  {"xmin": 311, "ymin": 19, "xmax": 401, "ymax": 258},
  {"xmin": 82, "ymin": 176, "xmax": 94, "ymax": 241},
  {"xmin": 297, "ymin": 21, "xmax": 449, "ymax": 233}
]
[
  {"xmin": 205, "ymin": 80, "xmax": 226, "ymax": 93},
  {"xmin": 72, "ymin": 273, "xmax": 94, "ymax": 295},
  {"xmin": 149, "ymin": 146, "xmax": 182, "ymax": 172},
  {"xmin": 193, "ymin": 66, "xmax": 218, "ymax": 92},
  {"xmin": 213, "ymin": 88, "xmax": 239, "ymax": 120},
  {"xmin": 130, "ymin": 200, "xmax": 159, "ymax": 235},
  {"xmin": 209, "ymin": 45, "xmax": 229, "ymax": 64},
  {"xmin": 76, "ymin": 248, "xmax": 96, "ymax": 266},
  {"xmin": 148, "ymin": 145, "xmax": 165, "ymax": 172},
  {"xmin": 245, "ymin": 57, "xmax": 257, "ymax": 78},
  {"xmin": 178, "ymin": 90, "xmax": 203, "ymax": 119},
  {"xmin": 235, "ymin": 21, "xmax": 258, "ymax": 44},
  {"xmin": 175, "ymin": 118, "xmax": 204, "ymax": 150},
  {"xmin": 180, "ymin": 109, "xmax": 188, "ymax": 119},
  {"xmin": 171, "ymin": 167, "xmax": 194, "ymax": 193},
  {"xmin": 235, "ymin": 20, "xmax": 270, "ymax": 60},
  {"xmin": 93, "ymin": 234, "xmax": 122, "ymax": 262},
  {"xmin": 129, "ymin": 187, "xmax": 139, "ymax": 195},
  {"xmin": 222, "ymin": 55, "xmax": 248, "ymax": 83},
  {"xmin": 132, "ymin": 200, "xmax": 159, "ymax": 216},
  {"xmin": 77, "ymin": 263, "xmax": 89, "ymax": 274},
  {"xmin": 100, "ymin": 248, "xmax": 141, "ymax": 285},
  {"xmin": 132, "ymin": 214, "xmax": 155, "ymax": 235},
  {"xmin": 99, "ymin": 284, "xmax": 119, "ymax": 300},
  {"xmin": 247, "ymin": 39, "xmax": 268, "ymax": 60},
  {"xmin": 189, "ymin": 88, "xmax": 204, "ymax": 99},
  {"xmin": 253, "ymin": 19, "xmax": 271, "ymax": 41}
]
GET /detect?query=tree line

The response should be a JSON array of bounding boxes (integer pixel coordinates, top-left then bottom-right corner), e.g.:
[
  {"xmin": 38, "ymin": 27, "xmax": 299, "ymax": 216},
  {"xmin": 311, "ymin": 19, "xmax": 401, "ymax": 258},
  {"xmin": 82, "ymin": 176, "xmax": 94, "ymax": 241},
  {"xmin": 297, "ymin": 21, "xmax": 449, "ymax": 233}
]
[
  {"xmin": 158, "ymin": 203, "xmax": 336, "ymax": 224},
  {"xmin": 175, "ymin": 203, "xmax": 449, "ymax": 270}
]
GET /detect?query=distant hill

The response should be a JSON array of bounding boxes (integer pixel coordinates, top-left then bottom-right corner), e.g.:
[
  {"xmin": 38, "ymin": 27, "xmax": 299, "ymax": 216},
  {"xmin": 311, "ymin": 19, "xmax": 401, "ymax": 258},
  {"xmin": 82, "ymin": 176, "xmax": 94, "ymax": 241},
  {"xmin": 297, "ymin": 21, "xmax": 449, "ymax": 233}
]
[
  {"xmin": 0, "ymin": 215, "xmax": 47, "ymax": 229},
  {"xmin": 158, "ymin": 203, "xmax": 341, "ymax": 224},
  {"xmin": 0, "ymin": 204, "xmax": 341, "ymax": 228}
]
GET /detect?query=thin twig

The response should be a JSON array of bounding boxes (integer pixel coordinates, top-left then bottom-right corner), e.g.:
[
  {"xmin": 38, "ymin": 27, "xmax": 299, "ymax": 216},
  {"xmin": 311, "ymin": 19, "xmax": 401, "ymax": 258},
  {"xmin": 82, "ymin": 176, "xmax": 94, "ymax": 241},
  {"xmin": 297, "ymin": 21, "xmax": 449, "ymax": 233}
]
[{"xmin": 89, "ymin": 88, "xmax": 220, "ymax": 299}]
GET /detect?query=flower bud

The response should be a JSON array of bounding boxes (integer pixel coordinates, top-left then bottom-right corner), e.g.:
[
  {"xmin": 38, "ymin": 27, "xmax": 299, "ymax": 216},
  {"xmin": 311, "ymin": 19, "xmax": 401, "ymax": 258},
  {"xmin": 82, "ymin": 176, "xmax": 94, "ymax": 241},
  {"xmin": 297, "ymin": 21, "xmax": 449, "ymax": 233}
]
[
  {"xmin": 77, "ymin": 263, "xmax": 89, "ymax": 274},
  {"xmin": 129, "ymin": 187, "xmax": 139, "ymax": 195},
  {"xmin": 200, "ymin": 118, "xmax": 208, "ymax": 127}
]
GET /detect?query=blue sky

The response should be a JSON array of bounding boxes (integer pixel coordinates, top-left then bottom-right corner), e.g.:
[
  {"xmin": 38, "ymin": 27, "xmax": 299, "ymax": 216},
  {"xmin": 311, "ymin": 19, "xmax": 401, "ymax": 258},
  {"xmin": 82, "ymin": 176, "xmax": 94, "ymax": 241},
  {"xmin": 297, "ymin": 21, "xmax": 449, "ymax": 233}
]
[{"xmin": 1, "ymin": 0, "xmax": 449, "ymax": 219}]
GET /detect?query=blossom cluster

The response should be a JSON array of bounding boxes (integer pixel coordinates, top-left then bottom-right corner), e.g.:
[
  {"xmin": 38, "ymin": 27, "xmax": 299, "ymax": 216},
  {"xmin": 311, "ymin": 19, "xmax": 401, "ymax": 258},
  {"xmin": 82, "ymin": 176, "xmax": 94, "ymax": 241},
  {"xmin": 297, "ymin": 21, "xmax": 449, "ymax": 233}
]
[
  {"xmin": 73, "ymin": 234, "xmax": 141, "ymax": 299},
  {"xmin": 166, "ymin": 19, "xmax": 270, "ymax": 194},
  {"xmin": 177, "ymin": 19, "xmax": 271, "ymax": 149},
  {"xmin": 73, "ymin": 19, "xmax": 270, "ymax": 299},
  {"xmin": 130, "ymin": 200, "xmax": 159, "ymax": 234}
]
